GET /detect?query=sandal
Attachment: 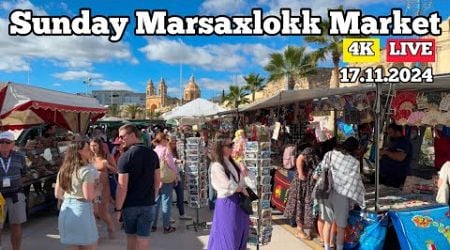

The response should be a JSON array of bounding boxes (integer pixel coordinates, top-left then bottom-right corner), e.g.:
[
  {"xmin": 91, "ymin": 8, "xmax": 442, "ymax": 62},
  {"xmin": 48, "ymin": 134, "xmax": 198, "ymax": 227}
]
[
  {"xmin": 296, "ymin": 231, "xmax": 312, "ymax": 240},
  {"xmin": 319, "ymin": 239, "xmax": 324, "ymax": 247},
  {"xmin": 163, "ymin": 226, "xmax": 176, "ymax": 234}
]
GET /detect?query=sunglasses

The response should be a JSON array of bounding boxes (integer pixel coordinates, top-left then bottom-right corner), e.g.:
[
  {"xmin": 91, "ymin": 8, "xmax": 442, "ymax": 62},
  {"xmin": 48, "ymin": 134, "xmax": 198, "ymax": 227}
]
[
  {"xmin": 224, "ymin": 142, "xmax": 234, "ymax": 148},
  {"xmin": 0, "ymin": 141, "xmax": 13, "ymax": 145}
]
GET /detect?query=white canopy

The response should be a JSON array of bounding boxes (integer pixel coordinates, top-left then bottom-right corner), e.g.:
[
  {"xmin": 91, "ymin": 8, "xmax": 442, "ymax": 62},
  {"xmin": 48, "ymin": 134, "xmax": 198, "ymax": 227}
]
[{"xmin": 162, "ymin": 98, "xmax": 226, "ymax": 120}]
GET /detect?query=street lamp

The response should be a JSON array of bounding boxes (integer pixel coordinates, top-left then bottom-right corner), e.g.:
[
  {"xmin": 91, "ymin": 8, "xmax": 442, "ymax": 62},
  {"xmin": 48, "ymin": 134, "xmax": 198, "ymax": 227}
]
[{"xmin": 83, "ymin": 77, "xmax": 92, "ymax": 96}]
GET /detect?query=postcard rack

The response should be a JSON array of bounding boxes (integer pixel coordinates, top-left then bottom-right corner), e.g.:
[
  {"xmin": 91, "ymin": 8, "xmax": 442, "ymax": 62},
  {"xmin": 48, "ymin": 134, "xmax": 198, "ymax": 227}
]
[{"xmin": 245, "ymin": 141, "xmax": 273, "ymax": 248}]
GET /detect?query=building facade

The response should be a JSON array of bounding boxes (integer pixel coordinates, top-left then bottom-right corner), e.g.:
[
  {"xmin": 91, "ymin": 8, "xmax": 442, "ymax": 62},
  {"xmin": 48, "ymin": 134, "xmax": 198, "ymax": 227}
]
[
  {"xmin": 146, "ymin": 78, "xmax": 179, "ymax": 113},
  {"xmin": 92, "ymin": 90, "xmax": 145, "ymax": 106}
]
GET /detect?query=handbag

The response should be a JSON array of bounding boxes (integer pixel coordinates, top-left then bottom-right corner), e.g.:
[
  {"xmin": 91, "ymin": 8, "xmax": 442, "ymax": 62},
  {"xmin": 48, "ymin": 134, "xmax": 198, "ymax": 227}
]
[
  {"xmin": 312, "ymin": 152, "xmax": 333, "ymax": 200},
  {"xmin": 239, "ymin": 187, "xmax": 259, "ymax": 215},
  {"xmin": 160, "ymin": 150, "xmax": 176, "ymax": 184}
]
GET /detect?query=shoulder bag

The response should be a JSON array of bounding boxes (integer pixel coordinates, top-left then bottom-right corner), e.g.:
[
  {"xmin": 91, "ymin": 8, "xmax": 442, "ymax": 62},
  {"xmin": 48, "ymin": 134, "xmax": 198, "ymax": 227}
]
[{"xmin": 160, "ymin": 149, "xmax": 176, "ymax": 183}]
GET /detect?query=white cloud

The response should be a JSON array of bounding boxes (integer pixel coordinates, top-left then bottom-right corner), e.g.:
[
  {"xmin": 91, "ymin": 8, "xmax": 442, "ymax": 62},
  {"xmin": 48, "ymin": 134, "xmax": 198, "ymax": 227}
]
[
  {"xmin": 264, "ymin": 0, "xmax": 388, "ymax": 17},
  {"xmin": 0, "ymin": 56, "xmax": 30, "ymax": 72},
  {"xmin": 53, "ymin": 70, "xmax": 103, "ymax": 81},
  {"xmin": 140, "ymin": 38, "xmax": 276, "ymax": 72},
  {"xmin": 0, "ymin": 1, "xmax": 137, "ymax": 72},
  {"xmin": 1, "ymin": 0, "xmax": 47, "ymax": 15},
  {"xmin": 197, "ymin": 76, "xmax": 245, "ymax": 92},
  {"xmin": 200, "ymin": 0, "xmax": 246, "ymax": 15},
  {"xmin": 167, "ymin": 87, "xmax": 182, "ymax": 97},
  {"xmin": 91, "ymin": 80, "xmax": 133, "ymax": 91},
  {"xmin": 53, "ymin": 83, "xmax": 62, "ymax": 87}
]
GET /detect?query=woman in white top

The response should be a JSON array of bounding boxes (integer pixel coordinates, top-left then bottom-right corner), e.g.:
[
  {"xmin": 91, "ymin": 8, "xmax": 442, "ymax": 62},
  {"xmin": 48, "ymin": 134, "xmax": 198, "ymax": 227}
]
[
  {"xmin": 55, "ymin": 140, "xmax": 98, "ymax": 249},
  {"xmin": 207, "ymin": 134, "xmax": 250, "ymax": 250},
  {"xmin": 437, "ymin": 161, "xmax": 450, "ymax": 214}
]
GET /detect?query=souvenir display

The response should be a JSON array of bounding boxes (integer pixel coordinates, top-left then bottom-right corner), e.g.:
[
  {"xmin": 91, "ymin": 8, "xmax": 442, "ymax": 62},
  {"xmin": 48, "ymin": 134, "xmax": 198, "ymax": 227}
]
[
  {"xmin": 184, "ymin": 137, "xmax": 209, "ymax": 232},
  {"xmin": 185, "ymin": 137, "xmax": 208, "ymax": 209},
  {"xmin": 245, "ymin": 141, "xmax": 273, "ymax": 246}
]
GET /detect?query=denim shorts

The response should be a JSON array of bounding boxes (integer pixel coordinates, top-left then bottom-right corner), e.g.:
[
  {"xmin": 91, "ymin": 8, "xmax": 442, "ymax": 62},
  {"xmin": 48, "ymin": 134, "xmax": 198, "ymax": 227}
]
[{"xmin": 122, "ymin": 205, "xmax": 155, "ymax": 237}]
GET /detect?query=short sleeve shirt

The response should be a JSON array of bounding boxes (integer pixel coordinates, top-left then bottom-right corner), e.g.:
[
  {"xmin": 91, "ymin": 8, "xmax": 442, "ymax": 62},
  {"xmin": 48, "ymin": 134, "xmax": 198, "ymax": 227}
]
[
  {"xmin": 63, "ymin": 165, "xmax": 96, "ymax": 199},
  {"xmin": 118, "ymin": 144, "xmax": 159, "ymax": 208}
]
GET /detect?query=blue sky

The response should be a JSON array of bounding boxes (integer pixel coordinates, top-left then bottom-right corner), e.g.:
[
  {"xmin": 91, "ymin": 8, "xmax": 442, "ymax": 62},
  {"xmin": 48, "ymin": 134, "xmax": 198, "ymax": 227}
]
[{"xmin": 0, "ymin": 0, "xmax": 449, "ymax": 100}]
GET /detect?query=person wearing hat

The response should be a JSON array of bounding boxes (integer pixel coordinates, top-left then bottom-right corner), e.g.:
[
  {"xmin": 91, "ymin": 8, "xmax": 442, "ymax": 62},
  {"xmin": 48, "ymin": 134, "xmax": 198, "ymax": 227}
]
[
  {"xmin": 0, "ymin": 131, "xmax": 27, "ymax": 250},
  {"xmin": 318, "ymin": 137, "xmax": 366, "ymax": 250}
]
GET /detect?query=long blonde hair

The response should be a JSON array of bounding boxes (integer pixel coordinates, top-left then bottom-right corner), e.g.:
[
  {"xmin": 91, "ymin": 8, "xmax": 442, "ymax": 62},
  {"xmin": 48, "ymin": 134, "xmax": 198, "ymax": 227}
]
[{"xmin": 58, "ymin": 141, "xmax": 89, "ymax": 192}]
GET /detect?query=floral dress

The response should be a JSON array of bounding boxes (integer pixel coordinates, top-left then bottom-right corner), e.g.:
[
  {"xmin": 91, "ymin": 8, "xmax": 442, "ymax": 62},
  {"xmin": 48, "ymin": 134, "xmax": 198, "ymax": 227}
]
[{"xmin": 283, "ymin": 147, "xmax": 320, "ymax": 229}]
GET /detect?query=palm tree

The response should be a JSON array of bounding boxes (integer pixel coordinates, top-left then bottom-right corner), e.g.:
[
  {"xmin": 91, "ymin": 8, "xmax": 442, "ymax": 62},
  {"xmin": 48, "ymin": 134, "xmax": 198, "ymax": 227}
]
[
  {"xmin": 124, "ymin": 104, "xmax": 142, "ymax": 120},
  {"xmin": 244, "ymin": 73, "xmax": 265, "ymax": 102},
  {"xmin": 264, "ymin": 46, "xmax": 316, "ymax": 90},
  {"xmin": 107, "ymin": 104, "xmax": 121, "ymax": 117},
  {"xmin": 224, "ymin": 85, "xmax": 249, "ymax": 109},
  {"xmin": 224, "ymin": 85, "xmax": 249, "ymax": 128},
  {"xmin": 304, "ymin": 5, "xmax": 346, "ymax": 88}
]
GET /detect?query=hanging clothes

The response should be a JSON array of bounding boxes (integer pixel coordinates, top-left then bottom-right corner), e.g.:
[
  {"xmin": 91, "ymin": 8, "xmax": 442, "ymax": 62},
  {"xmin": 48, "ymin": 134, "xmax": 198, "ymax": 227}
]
[{"xmin": 434, "ymin": 128, "xmax": 450, "ymax": 170}]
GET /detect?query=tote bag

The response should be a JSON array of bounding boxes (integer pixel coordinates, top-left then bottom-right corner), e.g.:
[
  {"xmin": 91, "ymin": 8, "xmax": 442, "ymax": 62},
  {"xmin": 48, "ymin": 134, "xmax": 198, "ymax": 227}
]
[{"xmin": 160, "ymin": 150, "xmax": 176, "ymax": 183}]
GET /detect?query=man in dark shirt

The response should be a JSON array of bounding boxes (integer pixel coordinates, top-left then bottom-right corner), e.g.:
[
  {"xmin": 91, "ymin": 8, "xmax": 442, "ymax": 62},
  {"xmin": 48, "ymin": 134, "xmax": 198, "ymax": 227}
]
[
  {"xmin": 115, "ymin": 124, "xmax": 160, "ymax": 250},
  {"xmin": 0, "ymin": 131, "xmax": 27, "ymax": 250},
  {"xmin": 380, "ymin": 123, "xmax": 412, "ymax": 188}
]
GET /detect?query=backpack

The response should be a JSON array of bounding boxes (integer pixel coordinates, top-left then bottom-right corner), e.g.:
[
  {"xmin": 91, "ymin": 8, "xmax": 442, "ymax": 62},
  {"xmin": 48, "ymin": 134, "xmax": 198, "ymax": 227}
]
[
  {"xmin": 283, "ymin": 145, "xmax": 297, "ymax": 170},
  {"xmin": 313, "ymin": 152, "xmax": 333, "ymax": 200}
]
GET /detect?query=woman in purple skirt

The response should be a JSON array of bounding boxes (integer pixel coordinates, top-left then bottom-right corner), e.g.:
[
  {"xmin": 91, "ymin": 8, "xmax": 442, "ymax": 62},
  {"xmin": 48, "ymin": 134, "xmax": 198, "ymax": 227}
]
[{"xmin": 208, "ymin": 134, "xmax": 250, "ymax": 250}]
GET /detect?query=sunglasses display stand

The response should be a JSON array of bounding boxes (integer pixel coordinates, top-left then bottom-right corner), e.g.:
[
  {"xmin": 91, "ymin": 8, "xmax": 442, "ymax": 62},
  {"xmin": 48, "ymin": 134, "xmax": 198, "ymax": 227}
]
[
  {"xmin": 245, "ymin": 141, "xmax": 273, "ymax": 248},
  {"xmin": 184, "ymin": 137, "xmax": 210, "ymax": 232}
]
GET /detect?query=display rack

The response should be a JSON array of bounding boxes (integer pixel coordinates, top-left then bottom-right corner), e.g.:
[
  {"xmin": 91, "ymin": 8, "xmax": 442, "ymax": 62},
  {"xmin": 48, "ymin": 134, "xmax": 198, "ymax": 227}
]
[
  {"xmin": 184, "ymin": 137, "xmax": 209, "ymax": 231},
  {"xmin": 245, "ymin": 141, "xmax": 273, "ymax": 248}
]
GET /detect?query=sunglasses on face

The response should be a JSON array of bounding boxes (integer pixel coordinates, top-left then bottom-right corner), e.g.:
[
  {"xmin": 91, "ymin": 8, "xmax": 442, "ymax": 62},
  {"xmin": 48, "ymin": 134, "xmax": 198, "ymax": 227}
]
[
  {"xmin": 224, "ymin": 142, "xmax": 234, "ymax": 148},
  {"xmin": 0, "ymin": 141, "xmax": 13, "ymax": 145}
]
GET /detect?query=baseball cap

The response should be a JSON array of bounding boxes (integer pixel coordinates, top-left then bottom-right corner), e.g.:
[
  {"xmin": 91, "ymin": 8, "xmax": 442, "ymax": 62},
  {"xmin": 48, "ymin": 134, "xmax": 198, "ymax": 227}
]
[{"xmin": 0, "ymin": 131, "xmax": 15, "ymax": 141}]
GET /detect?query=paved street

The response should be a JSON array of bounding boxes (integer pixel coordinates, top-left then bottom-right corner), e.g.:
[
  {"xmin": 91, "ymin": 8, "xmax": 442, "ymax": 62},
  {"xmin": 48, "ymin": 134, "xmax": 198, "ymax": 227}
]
[{"xmin": 0, "ymin": 206, "xmax": 315, "ymax": 250}]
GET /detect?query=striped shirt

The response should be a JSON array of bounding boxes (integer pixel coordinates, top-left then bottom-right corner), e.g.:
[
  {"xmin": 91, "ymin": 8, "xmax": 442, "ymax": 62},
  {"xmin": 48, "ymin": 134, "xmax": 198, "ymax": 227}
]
[{"xmin": 0, "ymin": 151, "xmax": 27, "ymax": 194}]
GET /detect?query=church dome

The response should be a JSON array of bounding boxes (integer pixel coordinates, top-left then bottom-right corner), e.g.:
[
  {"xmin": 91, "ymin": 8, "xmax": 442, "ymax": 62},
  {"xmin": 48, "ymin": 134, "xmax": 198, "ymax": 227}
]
[
  {"xmin": 183, "ymin": 75, "xmax": 201, "ymax": 103},
  {"xmin": 184, "ymin": 75, "xmax": 200, "ymax": 92}
]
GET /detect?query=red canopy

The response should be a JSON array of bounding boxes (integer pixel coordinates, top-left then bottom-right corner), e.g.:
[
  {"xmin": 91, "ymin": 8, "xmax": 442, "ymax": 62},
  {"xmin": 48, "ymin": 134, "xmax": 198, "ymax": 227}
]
[{"xmin": 0, "ymin": 82, "xmax": 106, "ymax": 132}]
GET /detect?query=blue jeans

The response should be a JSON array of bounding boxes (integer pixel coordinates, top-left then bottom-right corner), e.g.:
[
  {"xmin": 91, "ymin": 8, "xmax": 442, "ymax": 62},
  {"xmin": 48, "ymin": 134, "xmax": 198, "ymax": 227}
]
[
  {"xmin": 122, "ymin": 205, "xmax": 155, "ymax": 237},
  {"xmin": 153, "ymin": 183, "xmax": 173, "ymax": 228},
  {"xmin": 174, "ymin": 174, "xmax": 185, "ymax": 216}
]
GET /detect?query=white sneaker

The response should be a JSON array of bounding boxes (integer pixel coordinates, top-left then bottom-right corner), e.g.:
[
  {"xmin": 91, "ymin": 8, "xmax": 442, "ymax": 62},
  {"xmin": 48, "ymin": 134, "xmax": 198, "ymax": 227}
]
[
  {"xmin": 179, "ymin": 215, "xmax": 192, "ymax": 220},
  {"xmin": 170, "ymin": 218, "xmax": 176, "ymax": 224}
]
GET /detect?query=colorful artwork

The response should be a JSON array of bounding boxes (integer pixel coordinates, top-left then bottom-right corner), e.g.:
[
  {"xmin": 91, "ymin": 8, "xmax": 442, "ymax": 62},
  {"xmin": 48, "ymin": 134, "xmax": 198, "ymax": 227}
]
[
  {"xmin": 390, "ymin": 205, "xmax": 450, "ymax": 250},
  {"xmin": 426, "ymin": 240, "xmax": 437, "ymax": 250},
  {"xmin": 412, "ymin": 215, "xmax": 433, "ymax": 228}
]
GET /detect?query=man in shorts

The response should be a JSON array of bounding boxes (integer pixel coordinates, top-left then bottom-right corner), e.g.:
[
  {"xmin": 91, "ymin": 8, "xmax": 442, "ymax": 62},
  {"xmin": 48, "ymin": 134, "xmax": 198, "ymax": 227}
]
[
  {"xmin": 0, "ymin": 131, "xmax": 27, "ymax": 250},
  {"xmin": 115, "ymin": 124, "xmax": 160, "ymax": 250}
]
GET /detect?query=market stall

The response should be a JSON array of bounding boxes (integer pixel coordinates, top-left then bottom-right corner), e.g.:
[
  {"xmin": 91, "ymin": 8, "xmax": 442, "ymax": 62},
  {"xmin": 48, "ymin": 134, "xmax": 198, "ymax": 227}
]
[
  {"xmin": 214, "ymin": 76, "xmax": 450, "ymax": 248},
  {"xmin": 0, "ymin": 82, "xmax": 106, "ymax": 132},
  {"xmin": 0, "ymin": 82, "xmax": 107, "ymax": 215}
]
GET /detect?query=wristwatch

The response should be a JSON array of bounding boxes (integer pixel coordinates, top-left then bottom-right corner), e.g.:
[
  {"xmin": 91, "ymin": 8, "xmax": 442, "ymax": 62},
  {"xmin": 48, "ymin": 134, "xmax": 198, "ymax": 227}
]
[{"xmin": 114, "ymin": 208, "xmax": 122, "ymax": 212}]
